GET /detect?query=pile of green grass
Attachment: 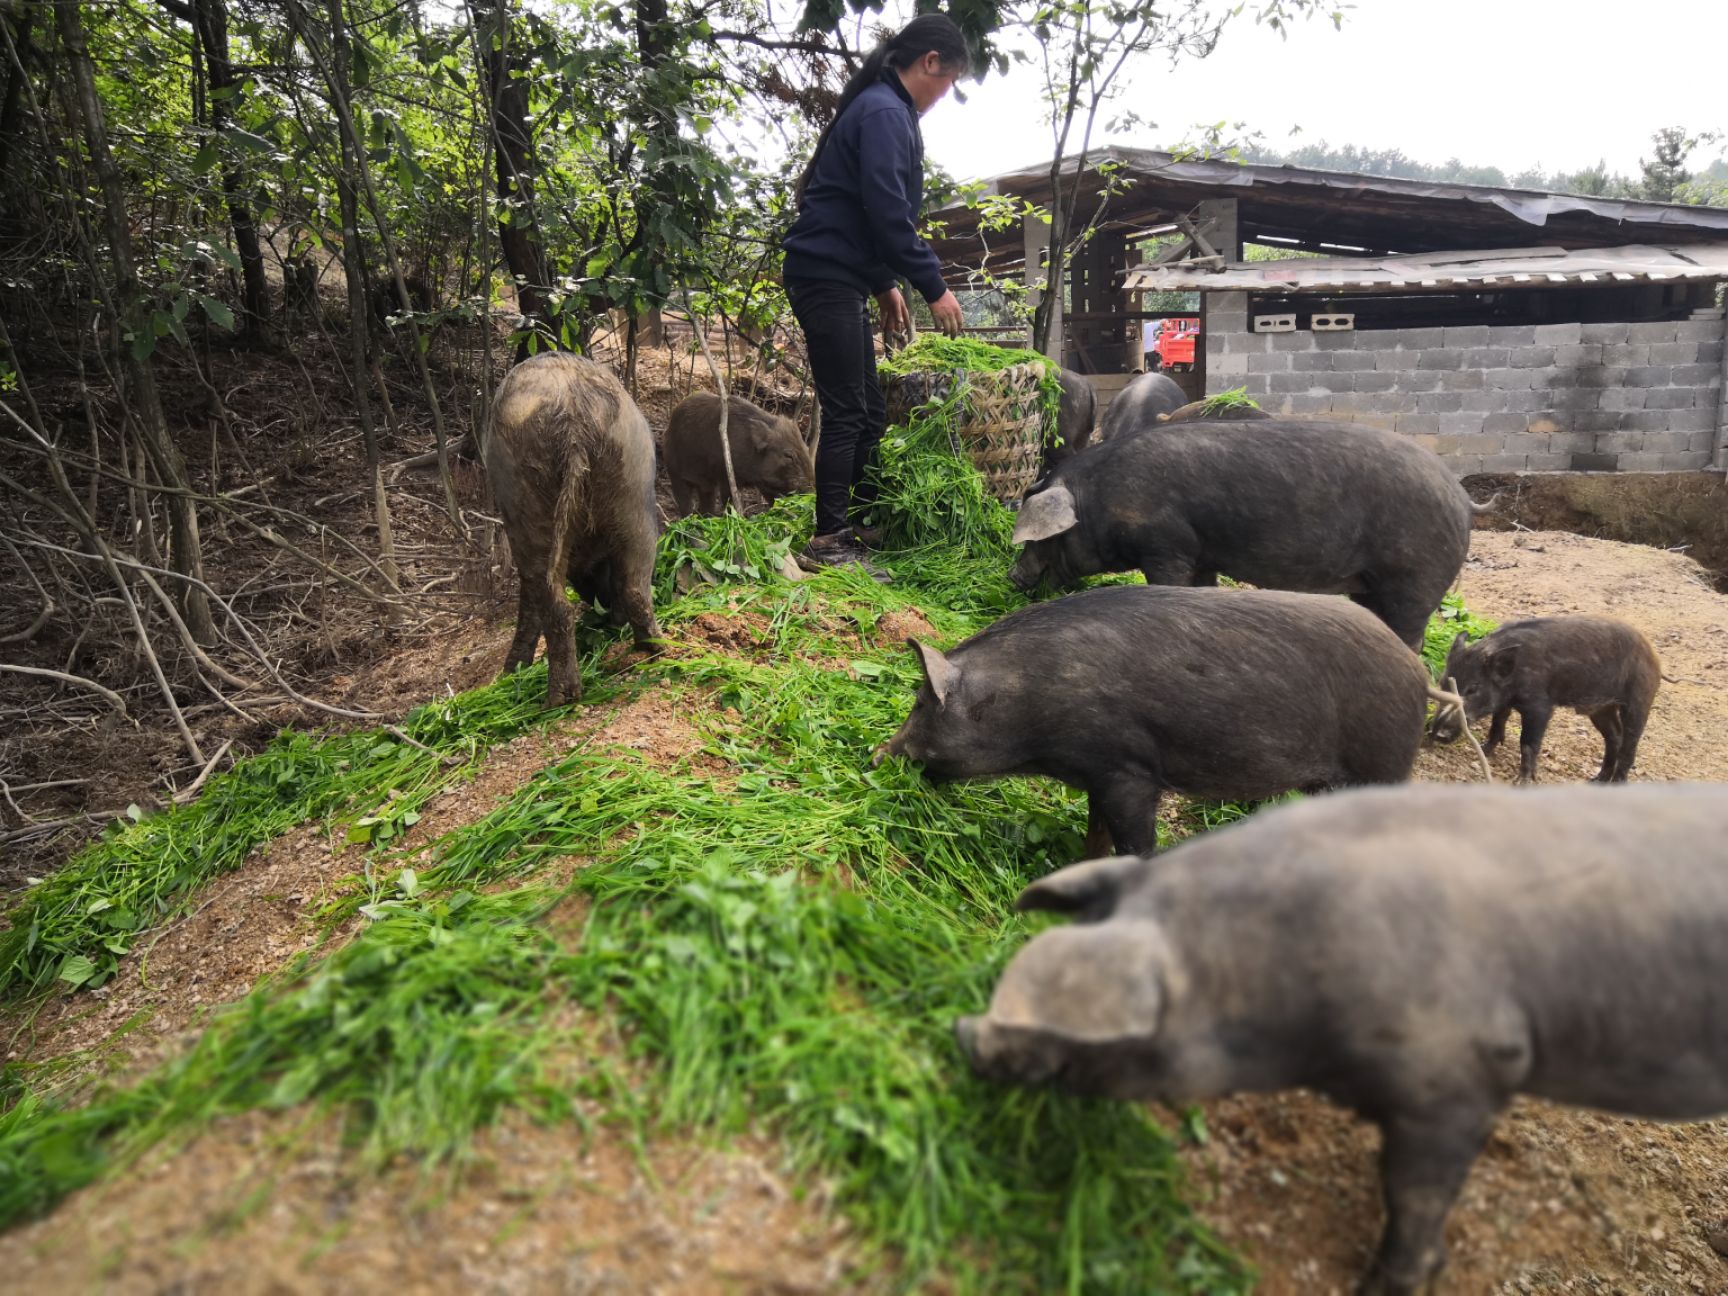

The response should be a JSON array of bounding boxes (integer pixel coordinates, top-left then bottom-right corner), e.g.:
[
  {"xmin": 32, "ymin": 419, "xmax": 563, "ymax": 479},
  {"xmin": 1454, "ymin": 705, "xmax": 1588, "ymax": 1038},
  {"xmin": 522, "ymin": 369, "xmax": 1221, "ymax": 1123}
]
[{"xmin": 0, "ymin": 415, "xmax": 1497, "ymax": 1291}]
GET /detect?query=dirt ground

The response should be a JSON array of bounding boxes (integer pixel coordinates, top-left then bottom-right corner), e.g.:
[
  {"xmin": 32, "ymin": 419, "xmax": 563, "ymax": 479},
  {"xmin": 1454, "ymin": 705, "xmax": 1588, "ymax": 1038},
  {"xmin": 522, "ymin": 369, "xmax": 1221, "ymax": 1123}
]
[
  {"xmin": 1180, "ymin": 528, "xmax": 1728, "ymax": 1295},
  {"xmin": 5, "ymin": 527, "xmax": 1728, "ymax": 1293}
]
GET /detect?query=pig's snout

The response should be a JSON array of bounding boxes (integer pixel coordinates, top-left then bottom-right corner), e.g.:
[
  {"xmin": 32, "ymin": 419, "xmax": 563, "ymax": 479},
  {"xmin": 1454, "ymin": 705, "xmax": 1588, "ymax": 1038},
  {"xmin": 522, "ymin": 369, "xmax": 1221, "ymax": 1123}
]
[{"xmin": 869, "ymin": 742, "xmax": 888, "ymax": 769}]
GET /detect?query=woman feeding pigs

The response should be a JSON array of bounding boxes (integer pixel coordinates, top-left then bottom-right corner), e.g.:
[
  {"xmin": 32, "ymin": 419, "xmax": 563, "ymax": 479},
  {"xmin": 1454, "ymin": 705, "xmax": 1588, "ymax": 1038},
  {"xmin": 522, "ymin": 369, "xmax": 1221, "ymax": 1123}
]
[{"xmin": 781, "ymin": 12, "xmax": 971, "ymax": 580}]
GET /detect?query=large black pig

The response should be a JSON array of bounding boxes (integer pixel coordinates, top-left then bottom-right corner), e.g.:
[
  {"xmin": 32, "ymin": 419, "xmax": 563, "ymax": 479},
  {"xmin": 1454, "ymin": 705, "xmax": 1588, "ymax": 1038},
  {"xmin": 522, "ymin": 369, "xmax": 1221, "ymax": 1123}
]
[
  {"xmin": 1010, "ymin": 419, "xmax": 1477, "ymax": 650},
  {"xmin": 1091, "ymin": 370, "xmax": 1185, "ymax": 444},
  {"xmin": 877, "ymin": 584, "xmax": 1452, "ymax": 855},
  {"xmin": 485, "ymin": 353, "xmax": 662, "ymax": 708},
  {"xmin": 1038, "ymin": 368, "xmax": 1098, "ymax": 475},
  {"xmin": 663, "ymin": 392, "xmax": 814, "ymax": 516},
  {"xmin": 957, "ymin": 782, "xmax": 1728, "ymax": 1295}
]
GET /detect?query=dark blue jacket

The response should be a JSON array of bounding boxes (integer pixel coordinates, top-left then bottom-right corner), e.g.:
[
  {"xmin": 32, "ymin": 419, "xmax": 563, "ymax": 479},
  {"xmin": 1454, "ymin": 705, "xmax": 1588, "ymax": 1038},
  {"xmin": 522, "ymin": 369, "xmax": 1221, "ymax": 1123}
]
[{"xmin": 781, "ymin": 70, "xmax": 948, "ymax": 304}]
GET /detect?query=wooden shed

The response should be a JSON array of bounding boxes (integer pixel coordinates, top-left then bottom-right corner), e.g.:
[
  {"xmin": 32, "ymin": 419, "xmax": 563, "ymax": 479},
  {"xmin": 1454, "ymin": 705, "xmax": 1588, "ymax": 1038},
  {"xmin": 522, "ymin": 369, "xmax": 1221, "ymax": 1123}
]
[{"xmin": 924, "ymin": 149, "xmax": 1728, "ymax": 473}]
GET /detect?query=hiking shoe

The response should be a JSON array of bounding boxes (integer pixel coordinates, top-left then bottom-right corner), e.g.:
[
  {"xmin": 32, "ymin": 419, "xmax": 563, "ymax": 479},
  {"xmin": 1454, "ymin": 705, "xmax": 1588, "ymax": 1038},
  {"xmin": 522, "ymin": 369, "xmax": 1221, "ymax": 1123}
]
[
  {"xmin": 796, "ymin": 532, "xmax": 892, "ymax": 583},
  {"xmin": 849, "ymin": 523, "xmax": 884, "ymax": 549}
]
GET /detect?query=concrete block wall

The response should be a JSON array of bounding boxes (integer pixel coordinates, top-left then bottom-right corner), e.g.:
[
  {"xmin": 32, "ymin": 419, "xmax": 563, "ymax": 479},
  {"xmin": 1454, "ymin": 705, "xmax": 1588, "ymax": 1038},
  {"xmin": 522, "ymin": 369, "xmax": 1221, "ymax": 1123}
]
[{"xmin": 1203, "ymin": 290, "xmax": 1728, "ymax": 473}]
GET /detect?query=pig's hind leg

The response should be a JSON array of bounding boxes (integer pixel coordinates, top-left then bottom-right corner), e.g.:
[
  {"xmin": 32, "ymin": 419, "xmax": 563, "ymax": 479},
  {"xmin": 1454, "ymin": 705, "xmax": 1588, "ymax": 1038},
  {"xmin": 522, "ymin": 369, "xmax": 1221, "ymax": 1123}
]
[
  {"xmin": 1362, "ymin": 1105, "xmax": 1497, "ymax": 1296},
  {"xmin": 1610, "ymin": 701, "xmax": 1650, "ymax": 782},
  {"xmin": 1587, "ymin": 705, "xmax": 1624, "ymax": 782}
]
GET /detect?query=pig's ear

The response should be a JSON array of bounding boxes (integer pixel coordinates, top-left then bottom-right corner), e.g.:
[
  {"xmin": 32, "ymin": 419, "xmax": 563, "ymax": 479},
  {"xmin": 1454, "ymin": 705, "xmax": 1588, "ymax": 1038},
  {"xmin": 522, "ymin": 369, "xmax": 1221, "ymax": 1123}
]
[
  {"xmin": 1011, "ymin": 485, "xmax": 1078, "ymax": 544},
  {"xmin": 907, "ymin": 638, "xmax": 960, "ymax": 707},
  {"xmin": 1488, "ymin": 647, "xmax": 1518, "ymax": 681},
  {"xmin": 1448, "ymin": 630, "xmax": 1470, "ymax": 657},
  {"xmin": 1017, "ymin": 855, "xmax": 1145, "ymax": 922}
]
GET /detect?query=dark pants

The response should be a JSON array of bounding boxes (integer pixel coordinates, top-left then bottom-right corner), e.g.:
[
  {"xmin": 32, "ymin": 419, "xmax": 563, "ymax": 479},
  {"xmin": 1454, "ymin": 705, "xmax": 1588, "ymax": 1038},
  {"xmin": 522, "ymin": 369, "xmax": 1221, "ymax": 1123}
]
[{"xmin": 788, "ymin": 277, "xmax": 885, "ymax": 537}]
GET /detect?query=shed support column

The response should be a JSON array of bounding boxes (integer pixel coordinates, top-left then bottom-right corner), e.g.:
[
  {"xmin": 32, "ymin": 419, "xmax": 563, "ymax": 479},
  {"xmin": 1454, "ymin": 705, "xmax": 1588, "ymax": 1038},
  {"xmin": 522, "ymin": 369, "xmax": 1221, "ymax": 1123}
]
[
  {"xmin": 1717, "ymin": 308, "xmax": 1728, "ymax": 471},
  {"xmin": 1024, "ymin": 214, "xmax": 1061, "ymax": 363},
  {"xmin": 1192, "ymin": 198, "xmax": 1242, "ymax": 262}
]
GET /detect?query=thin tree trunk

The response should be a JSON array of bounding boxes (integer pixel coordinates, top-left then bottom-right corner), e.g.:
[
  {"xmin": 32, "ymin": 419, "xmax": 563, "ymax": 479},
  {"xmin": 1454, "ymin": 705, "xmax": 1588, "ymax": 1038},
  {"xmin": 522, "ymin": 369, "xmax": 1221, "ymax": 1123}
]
[
  {"xmin": 0, "ymin": 0, "xmax": 34, "ymax": 186},
  {"xmin": 56, "ymin": 0, "xmax": 216, "ymax": 643},
  {"xmin": 470, "ymin": 0, "xmax": 550, "ymax": 342}
]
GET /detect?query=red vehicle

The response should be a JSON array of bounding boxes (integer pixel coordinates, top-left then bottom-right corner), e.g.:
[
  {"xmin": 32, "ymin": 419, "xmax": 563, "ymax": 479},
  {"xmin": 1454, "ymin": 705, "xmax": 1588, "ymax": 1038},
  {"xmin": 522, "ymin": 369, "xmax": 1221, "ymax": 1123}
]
[{"xmin": 1144, "ymin": 316, "xmax": 1201, "ymax": 372}]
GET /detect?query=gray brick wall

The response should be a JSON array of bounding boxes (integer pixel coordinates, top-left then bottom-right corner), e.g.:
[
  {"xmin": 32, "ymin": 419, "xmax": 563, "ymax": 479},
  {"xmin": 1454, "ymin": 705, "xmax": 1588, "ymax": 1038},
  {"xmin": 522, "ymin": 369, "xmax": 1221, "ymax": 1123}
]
[{"xmin": 1210, "ymin": 314, "xmax": 1728, "ymax": 473}]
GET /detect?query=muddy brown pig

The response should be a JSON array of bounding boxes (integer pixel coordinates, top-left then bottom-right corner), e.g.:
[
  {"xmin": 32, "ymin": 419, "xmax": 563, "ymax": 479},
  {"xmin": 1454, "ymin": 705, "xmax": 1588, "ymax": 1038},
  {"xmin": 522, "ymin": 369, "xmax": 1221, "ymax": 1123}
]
[
  {"xmin": 485, "ymin": 352, "xmax": 662, "ymax": 708},
  {"xmin": 1430, "ymin": 616, "xmax": 1662, "ymax": 782},
  {"xmin": 957, "ymin": 782, "xmax": 1728, "ymax": 1295},
  {"xmin": 663, "ymin": 392, "xmax": 814, "ymax": 516},
  {"xmin": 878, "ymin": 584, "xmax": 1456, "ymax": 855}
]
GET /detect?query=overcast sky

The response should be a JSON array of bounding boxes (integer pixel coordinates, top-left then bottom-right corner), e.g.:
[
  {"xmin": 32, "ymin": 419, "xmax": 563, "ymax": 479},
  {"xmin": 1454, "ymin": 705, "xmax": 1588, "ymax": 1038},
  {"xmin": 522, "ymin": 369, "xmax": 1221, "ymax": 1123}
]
[{"xmin": 918, "ymin": 0, "xmax": 1728, "ymax": 186}]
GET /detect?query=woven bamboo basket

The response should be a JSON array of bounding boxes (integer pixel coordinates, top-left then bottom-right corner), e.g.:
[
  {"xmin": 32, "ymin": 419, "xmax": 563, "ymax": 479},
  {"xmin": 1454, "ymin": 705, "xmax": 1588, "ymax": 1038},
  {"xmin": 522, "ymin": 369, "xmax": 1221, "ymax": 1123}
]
[{"xmin": 881, "ymin": 361, "xmax": 1052, "ymax": 504}]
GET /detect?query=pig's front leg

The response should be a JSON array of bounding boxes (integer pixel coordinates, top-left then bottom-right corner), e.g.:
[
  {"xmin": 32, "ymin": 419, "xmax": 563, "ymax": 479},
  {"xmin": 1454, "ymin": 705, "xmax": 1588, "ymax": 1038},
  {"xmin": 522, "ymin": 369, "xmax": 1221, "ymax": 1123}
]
[
  {"xmin": 1481, "ymin": 706, "xmax": 1511, "ymax": 757},
  {"xmin": 1085, "ymin": 771, "xmax": 1163, "ymax": 857},
  {"xmin": 1515, "ymin": 703, "xmax": 1553, "ymax": 784},
  {"xmin": 1361, "ymin": 1107, "xmax": 1494, "ymax": 1296}
]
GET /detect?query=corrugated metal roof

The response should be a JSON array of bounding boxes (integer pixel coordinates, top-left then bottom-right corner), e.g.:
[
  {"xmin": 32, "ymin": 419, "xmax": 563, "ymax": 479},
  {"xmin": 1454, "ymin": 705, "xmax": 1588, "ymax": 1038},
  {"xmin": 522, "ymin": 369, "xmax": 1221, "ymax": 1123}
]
[{"xmin": 1122, "ymin": 243, "xmax": 1728, "ymax": 293}]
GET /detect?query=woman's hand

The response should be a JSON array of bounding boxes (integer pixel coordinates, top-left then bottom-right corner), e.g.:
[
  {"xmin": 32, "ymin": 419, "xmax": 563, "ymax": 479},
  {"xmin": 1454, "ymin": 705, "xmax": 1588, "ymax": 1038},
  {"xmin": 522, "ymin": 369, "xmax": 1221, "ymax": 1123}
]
[
  {"xmin": 876, "ymin": 287, "xmax": 909, "ymax": 337},
  {"xmin": 930, "ymin": 290, "xmax": 965, "ymax": 338}
]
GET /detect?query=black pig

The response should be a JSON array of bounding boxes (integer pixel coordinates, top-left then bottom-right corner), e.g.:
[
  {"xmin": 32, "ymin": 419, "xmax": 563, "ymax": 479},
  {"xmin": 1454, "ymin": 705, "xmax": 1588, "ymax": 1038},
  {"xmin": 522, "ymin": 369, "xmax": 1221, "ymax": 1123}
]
[
  {"xmin": 957, "ymin": 782, "xmax": 1728, "ymax": 1295},
  {"xmin": 1010, "ymin": 420, "xmax": 1478, "ymax": 650},
  {"xmin": 878, "ymin": 584, "xmax": 1452, "ymax": 855},
  {"xmin": 1037, "ymin": 368, "xmax": 1099, "ymax": 476},
  {"xmin": 663, "ymin": 392, "xmax": 814, "ymax": 516},
  {"xmin": 1431, "ymin": 616, "xmax": 1662, "ymax": 783},
  {"xmin": 485, "ymin": 353, "xmax": 662, "ymax": 707},
  {"xmin": 1092, "ymin": 370, "xmax": 1186, "ymax": 444}
]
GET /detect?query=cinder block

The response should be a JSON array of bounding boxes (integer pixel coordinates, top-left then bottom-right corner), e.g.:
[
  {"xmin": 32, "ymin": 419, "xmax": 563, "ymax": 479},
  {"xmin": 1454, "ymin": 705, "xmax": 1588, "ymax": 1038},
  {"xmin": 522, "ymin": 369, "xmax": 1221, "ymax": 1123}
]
[
  {"xmin": 1543, "ymin": 368, "xmax": 1581, "ymax": 389},
  {"xmin": 1649, "ymin": 341, "xmax": 1699, "ymax": 365},
  {"xmin": 1460, "ymin": 390, "xmax": 1506, "ymax": 413},
  {"xmin": 1483, "ymin": 367, "xmax": 1536, "ymax": 390},
  {"xmin": 1605, "ymin": 343, "xmax": 1652, "ymax": 366},
  {"xmin": 1509, "ymin": 347, "xmax": 1557, "ymax": 369},
  {"xmin": 1209, "ymin": 352, "xmax": 1250, "ymax": 377},
  {"xmin": 1569, "ymin": 452, "xmax": 1620, "ymax": 471},
  {"xmin": 1659, "ymin": 451, "xmax": 1715, "ymax": 470},
  {"xmin": 1524, "ymin": 453, "xmax": 1573, "ymax": 471},
  {"xmin": 1445, "ymin": 455, "xmax": 1487, "ymax": 476},
  {"xmin": 1674, "ymin": 320, "xmax": 1726, "ymax": 342},
  {"xmin": 1240, "ymin": 375, "xmax": 1270, "ymax": 396},
  {"xmin": 1223, "ymin": 332, "xmax": 1268, "ymax": 354},
  {"xmin": 1645, "ymin": 388, "xmax": 1697, "ymax": 410},
  {"xmin": 1502, "ymin": 432, "xmax": 1552, "ymax": 453},
  {"xmin": 1569, "ymin": 366, "xmax": 1614, "ymax": 389},
  {"xmin": 1285, "ymin": 393, "xmax": 1336, "ymax": 414},
  {"xmin": 1253, "ymin": 313, "xmax": 1297, "ymax": 333},
  {"xmin": 1533, "ymin": 322, "xmax": 1583, "ymax": 345},
  {"xmin": 1502, "ymin": 391, "xmax": 1548, "ymax": 413},
  {"xmin": 1312, "ymin": 331, "xmax": 1359, "ymax": 351},
  {"xmin": 1269, "ymin": 397, "xmax": 1294, "ymax": 415},
  {"xmin": 1488, "ymin": 325, "xmax": 1536, "ymax": 347},
  {"xmin": 1598, "ymin": 431, "xmax": 1645, "ymax": 454},
  {"xmin": 1404, "ymin": 433, "xmax": 1440, "ymax": 453},
  {"xmin": 1330, "ymin": 351, "xmax": 1379, "ymax": 371},
  {"xmin": 1640, "ymin": 431, "xmax": 1691, "ymax": 453},
  {"xmin": 1580, "ymin": 322, "xmax": 1628, "ymax": 345},
  {"xmin": 1269, "ymin": 372, "xmax": 1325, "ymax": 394},
  {"xmin": 1248, "ymin": 352, "xmax": 1293, "ymax": 373},
  {"xmin": 1394, "ymin": 413, "xmax": 1440, "ymax": 436},
  {"xmin": 1547, "ymin": 431, "xmax": 1596, "ymax": 454},
  {"xmin": 1550, "ymin": 389, "xmax": 1602, "ymax": 412},
  {"xmin": 1553, "ymin": 343, "xmax": 1604, "ymax": 368},
  {"xmin": 1670, "ymin": 363, "xmax": 1722, "ymax": 386},
  {"xmin": 1439, "ymin": 418, "xmax": 1495, "ymax": 443},
  {"xmin": 1290, "ymin": 351, "xmax": 1334, "ymax": 372},
  {"xmin": 1465, "ymin": 347, "xmax": 1511, "ymax": 369},
  {"xmin": 1416, "ymin": 348, "xmax": 1465, "ymax": 371},
  {"xmin": 1374, "ymin": 392, "xmax": 1420, "ymax": 414},
  {"xmin": 1482, "ymin": 412, "xmax": 1531, "ymax": 435},
  {"xmin": 1312, "ymin": 313, "xmax": 1355, "ymax": 331},
  {"xmin": 1376, "ymin": 350, "xmax": 1422, "ymax": 372},
  {"xmin": 1574, "ymin": 410, "xmax": 1626, "ymax": 433},
  {"xmin": 1697, "ymin": 341, "xmax": 1724, "ymax": 366},
  {"xmin": 1624, "ymin": 365, "xmax": 1672, "ymax": 388},
  {"xmin": 1600, "ymin": 388, "xmax": 1647, "ymax": 412},
  {"xmin": 1480, "ymin": 453, "xmax": 1532, "ymax": 472},
  {"xmin": 1417, "ymin": 391, "xmax": 1466, "ymax": 414},
  {"xmin": 1624, "ymin": 323, "xmax": 1678, "ymax": 345},
  {"xmin": 1269, "ymin": 331, "xmax": 1309, "ymax": 352},
  {"xmin": 1352, "ymin": 371, "xmax": 1400, "ymax": 393},
  {"xmin": 1440, "ymin": 369, "xmax": 1486, "ymax": 391},
  {"xmin": 1689, "ymin": 429, "xmax": 1724, "ymax": 452},
  {"xmin": 1444, "ymin": 325, "xmax": 1491, "ymax": 348},
  {"xmin": 1617, "ymin": 452, "xmax": 1666, "ymax": 470}
]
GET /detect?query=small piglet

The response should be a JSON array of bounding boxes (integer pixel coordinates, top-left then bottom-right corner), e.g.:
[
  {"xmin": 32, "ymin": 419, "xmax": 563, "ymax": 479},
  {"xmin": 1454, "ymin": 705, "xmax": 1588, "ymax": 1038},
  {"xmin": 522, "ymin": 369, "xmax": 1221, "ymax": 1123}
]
[
  {"xmin": 957, "ymin": 782, "xmax": 1728, "ymax": 1295},
  {"xmin": 878, "ymin": 584, "xmax": 1451, "ymax": 856},
  {"xmin": 1430, "ymin": 616, "xmax": 1661, "ymax": 782},
  {"xmin": 663, "ymin": 393, "xmax": 814, "ymax": 516}
]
